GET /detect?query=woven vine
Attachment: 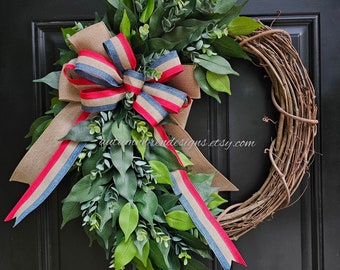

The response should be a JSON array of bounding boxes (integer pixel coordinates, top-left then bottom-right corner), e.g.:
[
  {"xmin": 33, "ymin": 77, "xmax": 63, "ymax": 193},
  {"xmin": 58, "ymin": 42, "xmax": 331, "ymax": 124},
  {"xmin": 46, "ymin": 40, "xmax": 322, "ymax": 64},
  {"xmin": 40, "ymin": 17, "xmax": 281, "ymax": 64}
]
[{"xmin": 218, "ymin": 26, "xmax": 318, "ymax": 240}]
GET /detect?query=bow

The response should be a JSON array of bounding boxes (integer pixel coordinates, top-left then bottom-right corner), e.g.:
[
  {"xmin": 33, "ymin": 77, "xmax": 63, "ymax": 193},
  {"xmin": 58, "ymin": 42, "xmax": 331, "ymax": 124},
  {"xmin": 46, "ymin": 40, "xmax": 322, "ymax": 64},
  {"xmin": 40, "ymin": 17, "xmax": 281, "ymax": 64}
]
[{"xmin": 63, "ymin": 35, "xmax": 188, "ymax": 126}]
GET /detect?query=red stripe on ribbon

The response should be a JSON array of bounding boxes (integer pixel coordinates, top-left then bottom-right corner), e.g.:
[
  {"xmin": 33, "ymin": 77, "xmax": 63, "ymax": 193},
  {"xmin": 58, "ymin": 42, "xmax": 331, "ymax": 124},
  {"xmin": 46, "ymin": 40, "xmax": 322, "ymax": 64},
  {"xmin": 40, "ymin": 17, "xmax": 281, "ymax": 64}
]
[
  {"xmin": 158, "ymin": 66, "xmax": 184, "ymax": 83},
  {"xmin": 133, "ymin": 102, "xmax": 159, "ymax": 127},
  {"xmin": 80, "ymin": 87, "xmax": 125, "ymax": 100},
  {"xmin": 116, "ymin": 34, "xmax": 136, "ymax": 69}
]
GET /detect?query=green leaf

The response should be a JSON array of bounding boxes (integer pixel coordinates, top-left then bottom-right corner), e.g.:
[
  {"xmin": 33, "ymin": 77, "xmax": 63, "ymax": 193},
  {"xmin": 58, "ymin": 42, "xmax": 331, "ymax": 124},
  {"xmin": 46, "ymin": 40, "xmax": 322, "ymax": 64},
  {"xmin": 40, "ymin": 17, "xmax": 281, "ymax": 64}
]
[
  {"xmin": 81, "ymin": 147, "xmax": 105, "ymax": 176},
  {"xmin": 139, "ymin": 0, "xmax": 154, "ymax": 23},
  {"xmin": 206, "ymin": 71, "xmax": 231, "ymax": 94},
  {"xmin": 158, "ymin": 193, "xmax": 181, "ymax": 212},
  {"xmin": 119, "ymin": 202, "xmax": 139, "ymax": 242},
  {"xmin": 213, "ymin": 0, "xmax": 237, "ymax": 14},
  {"xmin": 134, "ymin": 239, "xmax": 150, "ymax": 267},
  {"xmin": 185, "ymin": 257, "xmax": 209, "ymax": 270},
  {"xmin": 190, "ymin": 173, "xmax": 216, "ymax": 202},
  {"xmin": 33, "ymin": 71, "xmax": 61, "ymax": 89},
  {"xmin": 175, "ymin": 230, "xmax": 209, "ymax": 251},
  {"xmin": 228, "ymin": 16, "xmax": 264, "ymax": 36},
  {"xmin": 147, "ymin": 37, "xmax": 181, "ymax": 52},
  {"xmin": 111, "ymin": 121, "xmax": 131, "ymax": 151},
  {"xmin": 194, "ymin": 66, "xmax": 221, "ymax": 103},
  {"xmin": 62, "ymin": 174, "xmax": 104, "ymax": 204},
  {"xmin": 196, "ymin": 54, "xmax": 239, "ymax": 75},
  {"xmin": 165, "ymin": 210, "xmax": 195, "ymax": 231},
  {"xmin": 133, "ymin": 258, "xmax": 154, "ymax": 270},
  {"xmin": 60, "ymin": 120, "xmax": 95, "ymax": 142},
  {"xmin": 120, "ymin": 9, "xmax": 131, "ymax": 40},
  {"xmin": 207, "ymin": 193, "xmax": 228, "ymax": 209},
  {"xmin": 61, "ymin": 201, "xmax": 81, "ymax": 228},
  {"xmin": 113, "ymin": 169, "xmax": 137, "ymax": 202},
  {"xmin": 131, "ymin": 130, "xmax": 147, "ymax": 159},
  {"xmin": 149, "ymin": 240, "xmax": 168, "ymax": 269},
  {"xmin": 96, "ymin": 221, "xmax": 116, "ymax": 253},
  {"xmin": 25, "ymin": 117, "xmax": 52, "ymax": 149},
  {"xmin": 134, "ymin": 188, "xmax": 158, "ymax": 225},
  {"xmin": 149, "ymin": 0, "xmax": 165, "ymax": 38},
  {"xmin": 212, "ymin": 36, "xmax": 250, "ymax": 60},
  {"xmin": 149, "ymin": 160, "xmax": 173, "ymax": 186},
  {"xmin": 54, "ymin": 48, "xmax": 78, "ymax": 66},
  {"xmin": 176, "ymin": 150, "xmax": 194, "ymax": 167},
  {"xmin": 145, "ymin": 146, "xmax": 183, "ymax": 171},
  {"xmin": 114, "ymin": 236, "xmax": 138, "ymax": 270},
  {"xmin": 110, "ymin": 144, "xmax": 133, "ymax": 176}
]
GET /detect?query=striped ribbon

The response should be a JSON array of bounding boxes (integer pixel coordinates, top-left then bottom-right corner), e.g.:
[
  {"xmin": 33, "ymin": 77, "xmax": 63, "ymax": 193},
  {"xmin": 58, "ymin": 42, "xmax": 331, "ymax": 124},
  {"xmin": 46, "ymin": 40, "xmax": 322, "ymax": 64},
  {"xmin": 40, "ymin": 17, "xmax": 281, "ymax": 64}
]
[{"xmin": 6, "ymin": 22, "xmax": 245, "ymax": 269}]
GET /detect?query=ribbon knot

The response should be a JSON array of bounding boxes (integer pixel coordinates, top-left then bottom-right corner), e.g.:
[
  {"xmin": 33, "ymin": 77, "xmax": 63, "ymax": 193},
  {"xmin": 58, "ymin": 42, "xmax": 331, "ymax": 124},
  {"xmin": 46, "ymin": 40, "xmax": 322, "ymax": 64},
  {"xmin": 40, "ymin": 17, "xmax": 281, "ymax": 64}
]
[{"xmin": 63, "ymin": 33, "xmax": 187, "ymax": 126}]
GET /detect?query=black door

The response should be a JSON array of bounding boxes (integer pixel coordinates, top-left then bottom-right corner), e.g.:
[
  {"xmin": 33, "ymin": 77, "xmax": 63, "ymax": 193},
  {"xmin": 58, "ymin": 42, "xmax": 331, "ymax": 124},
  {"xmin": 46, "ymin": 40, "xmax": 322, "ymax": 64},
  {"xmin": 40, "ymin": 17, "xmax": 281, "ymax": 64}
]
[{"xmin": 0, "ymin": 1, "xmax": 337, "ymax": 270}]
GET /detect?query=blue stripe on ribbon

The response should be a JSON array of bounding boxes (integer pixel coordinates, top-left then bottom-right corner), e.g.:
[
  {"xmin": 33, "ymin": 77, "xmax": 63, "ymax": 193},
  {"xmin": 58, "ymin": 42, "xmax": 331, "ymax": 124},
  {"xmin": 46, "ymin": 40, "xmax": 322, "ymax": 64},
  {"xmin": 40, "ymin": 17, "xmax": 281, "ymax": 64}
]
[
  {"xmin": 170, "ymin": 173, "xmax": 231, "ymax": 270},
  {"xmin": 14, "ymin": 143, "xmax": 86, "ymax": 226},
  {"xmin": 124, "ymin": 69, "xmax": 146, "ymax": 81},
  {"xmin": 82, "ymin": 103, "xmax": 119, "ymax": 113},
  {"xmin": 103, "ymin": 39, "xmax": 124, "ymax": 72},
  {"xmin": 150, "ymin": 50, "xmax": 179, "ymax": 69},
  {"xmin": 144, "ymin": 82, "xmax": 187, "ymax": 100},
  {"xmin": 139, "ymin": 92, "xmax": 168, "ymax": 119},
  {"xmin": 75, "ymin": 63, "xmax": 121, "ymax": 88}
]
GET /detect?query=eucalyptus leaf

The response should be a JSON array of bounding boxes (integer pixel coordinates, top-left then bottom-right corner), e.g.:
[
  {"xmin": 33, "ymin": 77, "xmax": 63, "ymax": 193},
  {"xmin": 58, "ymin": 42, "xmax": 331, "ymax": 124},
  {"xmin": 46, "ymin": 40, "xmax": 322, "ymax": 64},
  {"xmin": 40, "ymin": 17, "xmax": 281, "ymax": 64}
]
[
  {"xmin": 206, "ymin": 71, "xmax": 231, "ymax": 94},
  {"xmin": 165, "ymin": 210, "xmax": 195, "ymax": 231},
  {"xmin": 228, "ymin": 16, "xmax": 264, "ymax": 36},
  {"xmin": 114, "ymin": 236, "xmax": 138, "ymax": 270},
  {"xmin": 33, "ymin": 71, "xmax": 61, "ymax": 90},
  {"xmin": 119, "ymin": 202, "xmax": 139, "ymax": 242}
]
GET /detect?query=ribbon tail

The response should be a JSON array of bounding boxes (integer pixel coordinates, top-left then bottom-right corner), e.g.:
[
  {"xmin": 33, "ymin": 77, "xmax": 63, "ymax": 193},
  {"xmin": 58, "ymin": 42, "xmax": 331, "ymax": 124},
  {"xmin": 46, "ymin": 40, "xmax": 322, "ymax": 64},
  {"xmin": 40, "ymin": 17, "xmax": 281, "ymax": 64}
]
[
  {"xmin": 5, "ymin": 141, "xmax": 86, "ymax": 225},
  {"xmin": 153, "ymin": 125, "xmax": 246, "ymax": 268},
  {"xmin": 6, "ymin": 107, "xmax": 89, "ymax": 225}
]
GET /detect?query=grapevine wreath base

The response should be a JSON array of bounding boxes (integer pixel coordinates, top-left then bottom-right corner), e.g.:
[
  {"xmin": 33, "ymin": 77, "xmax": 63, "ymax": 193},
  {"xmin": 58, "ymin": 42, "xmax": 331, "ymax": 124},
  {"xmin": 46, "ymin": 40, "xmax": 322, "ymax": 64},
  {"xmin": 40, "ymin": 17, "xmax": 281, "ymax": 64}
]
[{"xmin": 218, "ymin": 26, "xmax": 318, "ymax": 240}]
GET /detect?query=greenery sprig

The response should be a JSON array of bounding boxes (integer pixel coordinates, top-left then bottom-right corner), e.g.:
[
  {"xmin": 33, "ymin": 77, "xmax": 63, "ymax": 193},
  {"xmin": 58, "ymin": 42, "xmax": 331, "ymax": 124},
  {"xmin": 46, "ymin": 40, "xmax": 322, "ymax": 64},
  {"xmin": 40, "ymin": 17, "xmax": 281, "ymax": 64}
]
[{"xmin": 61, "ymin": 100, "xmax": 227, "ymax": 269}]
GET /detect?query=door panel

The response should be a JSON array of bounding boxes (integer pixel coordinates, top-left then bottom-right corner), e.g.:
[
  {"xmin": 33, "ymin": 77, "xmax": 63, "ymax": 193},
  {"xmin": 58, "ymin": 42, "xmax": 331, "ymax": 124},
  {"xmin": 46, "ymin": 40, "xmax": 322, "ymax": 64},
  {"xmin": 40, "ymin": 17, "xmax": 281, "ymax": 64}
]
[{"xmin": 1, "ymin": 1, "xmax": 337, "ymax": 270}]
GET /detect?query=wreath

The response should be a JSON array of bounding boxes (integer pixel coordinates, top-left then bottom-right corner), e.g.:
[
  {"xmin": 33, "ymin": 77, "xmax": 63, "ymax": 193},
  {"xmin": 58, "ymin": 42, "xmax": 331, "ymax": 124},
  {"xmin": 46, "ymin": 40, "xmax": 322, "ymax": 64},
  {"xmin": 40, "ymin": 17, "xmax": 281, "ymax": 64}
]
[{"xmin": 5, "ymin": 1, "xmax": 318, "ymax": 270}]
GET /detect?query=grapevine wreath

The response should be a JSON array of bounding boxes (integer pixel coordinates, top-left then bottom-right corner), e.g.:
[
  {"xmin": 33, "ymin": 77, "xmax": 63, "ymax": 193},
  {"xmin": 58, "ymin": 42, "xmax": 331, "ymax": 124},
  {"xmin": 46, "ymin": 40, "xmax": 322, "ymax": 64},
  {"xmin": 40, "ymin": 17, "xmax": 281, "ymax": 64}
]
[{"xmin": 6, "ymin": 0, "xmax": 318, "ymax": 269}]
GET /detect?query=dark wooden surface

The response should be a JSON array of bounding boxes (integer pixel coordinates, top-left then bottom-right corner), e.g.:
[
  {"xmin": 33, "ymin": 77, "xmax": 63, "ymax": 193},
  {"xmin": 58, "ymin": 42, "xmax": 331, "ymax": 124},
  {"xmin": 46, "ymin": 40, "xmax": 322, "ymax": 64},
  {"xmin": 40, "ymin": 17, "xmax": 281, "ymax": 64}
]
[{"xmin": 0, "ymin": 1, "xmax": 338, "ymax": 269}]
